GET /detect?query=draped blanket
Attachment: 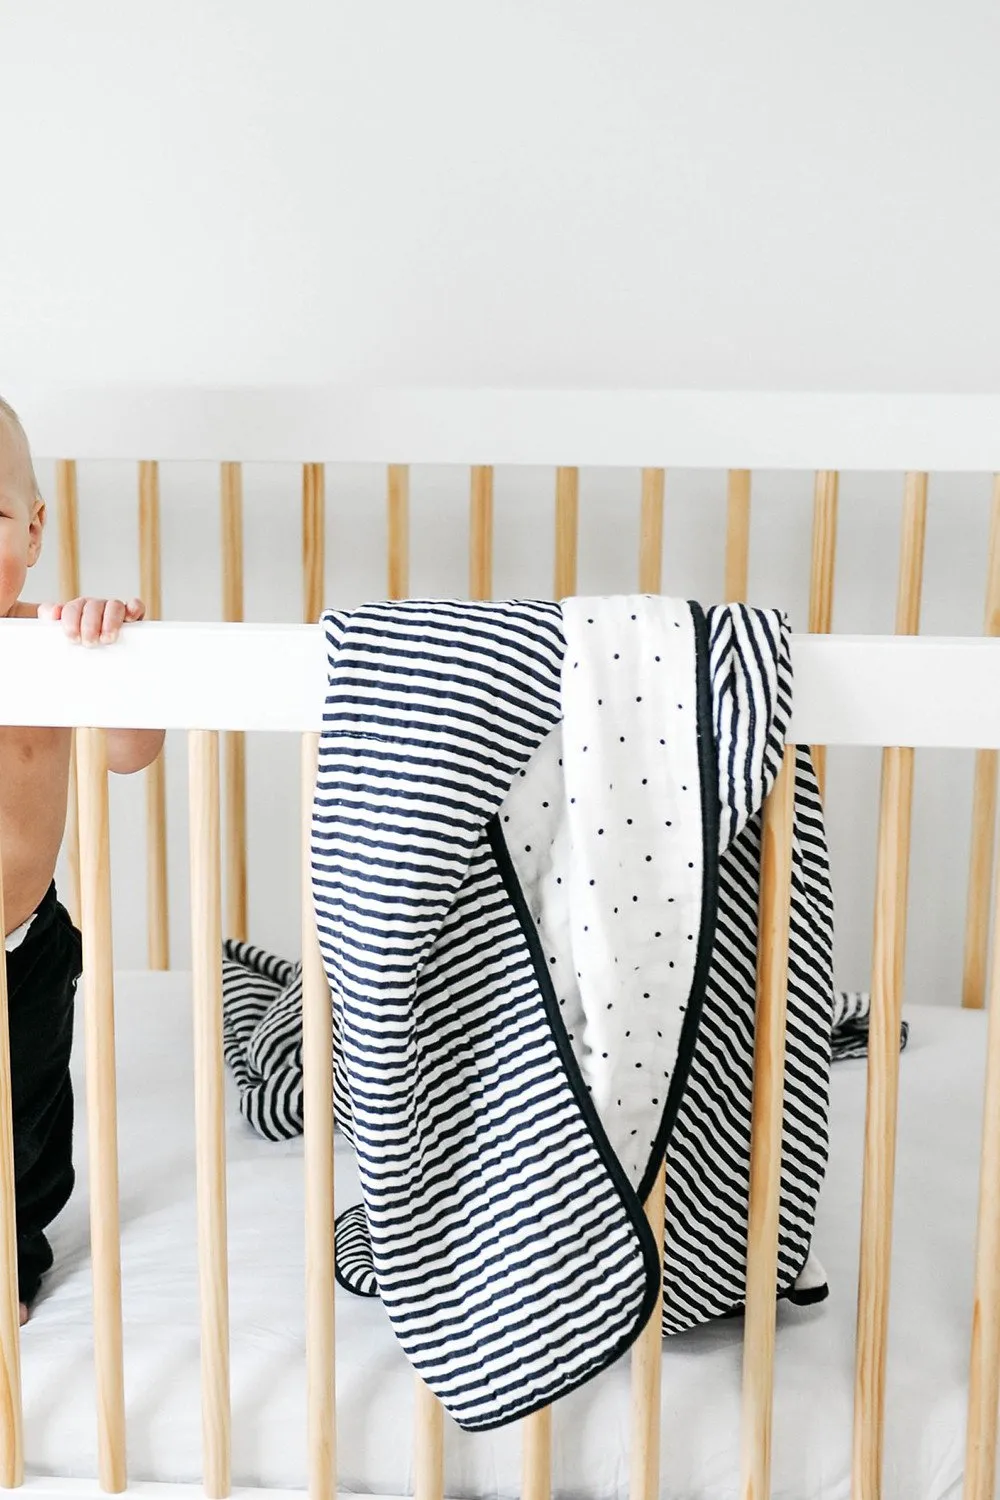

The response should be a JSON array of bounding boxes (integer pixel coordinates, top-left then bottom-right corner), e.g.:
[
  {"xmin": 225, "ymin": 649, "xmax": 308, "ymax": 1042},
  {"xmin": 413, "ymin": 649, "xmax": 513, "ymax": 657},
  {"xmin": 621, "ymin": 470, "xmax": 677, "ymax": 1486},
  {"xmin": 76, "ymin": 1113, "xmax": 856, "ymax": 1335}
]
[{"xmin": 221, "ymin": 597, "xmax": 861, "ymax": 1430}]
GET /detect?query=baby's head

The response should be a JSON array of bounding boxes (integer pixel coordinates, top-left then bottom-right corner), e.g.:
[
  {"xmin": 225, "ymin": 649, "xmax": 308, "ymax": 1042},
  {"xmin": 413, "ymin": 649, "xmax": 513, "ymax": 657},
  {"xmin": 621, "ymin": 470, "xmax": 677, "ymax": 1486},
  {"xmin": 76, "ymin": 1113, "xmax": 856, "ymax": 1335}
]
[{"xmin": 0, "ymin": 397, "xmax": 45, "ymax": 616}]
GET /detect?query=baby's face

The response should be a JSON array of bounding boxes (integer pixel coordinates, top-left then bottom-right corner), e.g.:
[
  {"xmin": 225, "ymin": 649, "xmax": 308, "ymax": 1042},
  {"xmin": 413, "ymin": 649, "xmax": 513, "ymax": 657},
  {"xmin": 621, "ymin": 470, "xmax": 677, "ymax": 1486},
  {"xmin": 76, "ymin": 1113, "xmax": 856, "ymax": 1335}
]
[{"xmin": 0, "ymin": 415, "xmax": 44, "ymax": 617}]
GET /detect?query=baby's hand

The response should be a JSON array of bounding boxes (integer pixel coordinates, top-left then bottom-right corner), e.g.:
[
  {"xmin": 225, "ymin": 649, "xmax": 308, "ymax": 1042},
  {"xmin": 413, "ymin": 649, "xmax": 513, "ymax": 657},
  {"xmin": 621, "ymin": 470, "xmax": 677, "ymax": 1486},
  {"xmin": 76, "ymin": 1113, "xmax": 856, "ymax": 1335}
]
[{"xmin": 38, "ymin": 597, "xmax": 146, "ymax": 646}]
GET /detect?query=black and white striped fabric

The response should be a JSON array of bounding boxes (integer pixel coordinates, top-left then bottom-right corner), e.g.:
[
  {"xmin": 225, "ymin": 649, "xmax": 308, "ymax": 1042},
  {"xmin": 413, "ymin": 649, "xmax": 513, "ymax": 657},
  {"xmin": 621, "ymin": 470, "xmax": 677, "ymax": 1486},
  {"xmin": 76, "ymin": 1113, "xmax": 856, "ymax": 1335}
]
[
  {"xmin": 311, "ymin": 599, "xmax": 664, "ymax": 1430},
  {"xmin": 302, "ymin": 596, "xmax": 839, "ymax": 1428},
  {"xmin": 660, "ymin": 606, "xmax": 834, "ymax": 1330},
  {"xmin": 221, "ymin": 939, "xmax": 353, "ymax": 1145},
  {"xmin": 221, "ymin": 941, "xmax": 302, "ymax": 1141},
  {"xmin": 218, "ymin": 598, "xmax": 849, "ymax": 1422},
  {"xmin": 332, "ymin": 1203, "xmax": 378, "ymax": 1297},
  {"xmin": 220, "ymin": 954, "xmax": 892, "ymax": 1154},
  {"xmin": 831, "ymin": 989, "xmax": 910, "ymax": 1062}
]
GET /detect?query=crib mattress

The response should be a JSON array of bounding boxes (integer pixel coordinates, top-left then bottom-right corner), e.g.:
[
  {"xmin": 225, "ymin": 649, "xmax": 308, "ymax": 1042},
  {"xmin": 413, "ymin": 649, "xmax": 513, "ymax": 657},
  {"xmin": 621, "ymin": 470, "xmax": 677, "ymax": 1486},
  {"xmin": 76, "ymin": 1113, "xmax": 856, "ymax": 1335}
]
[{"xmin": 23, "ymin": 975, "xmax": 986, "ymax": 1499}]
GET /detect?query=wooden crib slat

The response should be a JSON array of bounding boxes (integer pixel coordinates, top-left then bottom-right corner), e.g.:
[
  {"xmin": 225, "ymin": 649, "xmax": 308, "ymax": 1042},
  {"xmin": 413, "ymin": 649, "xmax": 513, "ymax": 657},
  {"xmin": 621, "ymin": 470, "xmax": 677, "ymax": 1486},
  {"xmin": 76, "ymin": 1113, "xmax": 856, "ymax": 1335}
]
[
  {"xmin": 301, "ymin": 733, "xmax": 337, "ymax": 1500},
  {"xmin": 532, "ymin": 463, "xmax": 580, "ymax": 1484},
  {"xmin": 303, "ymin": 463, "xmax": 326, "ymax": 623},
  {"xmin": 220, "ymin": 465, "xmax": 244, "ymax": 628},
  {"xmin": 965, "ymin": 744, "xmax": 999, "ymax": 1012},
  {"xmin": 740, "ymin": 744, "xmax": 795, "ymax": 1500},
  {"xmin": 55, "ymin": 458, "xmax": 81, "ymax": 601},
  {"xmin": 629, "ymin": 1158, "xmax": 666, "ymax": 1500},
  {"xmin": 963, "ymin": 811, "xmax": 1000, "ymax": 1500},
  {"xmin": 77, "ymin": 727, "xmax": 127, "ymax": 1493},
  {"xmin": 852, "ymin": 743, "xmax": 915, "ymax": 1500},
  {"xmin": 0, "ymin": 809, "xmax": 24, "ymax": 1487},
  {"xmin": 139, "ymin": 461, "xmax": 170, "ymax": 970},
  {"xmin": 808, "ymin": 472, "xmax": 839, "ymax": 632},
  {"xmin": 220, "ymin": 464, "xmax": 248, "ymax": 945},
  {"xmin": 850, "ymin": 476, "xmax": 926, "ymax": 1497},
  {"xmin": 142, "ymin": 745, "xmax": 170, "ymax": 969},
  {"xmin": 414, "ymin": 1377, "xmax": 445, "ymax": 1500},
  {"xmin": 188, "ymin": 730, "xmax": 232, "ymax": 1499},
  {"xmin": 525, "ymin": 461, "xmax": 579, "ymax": 1495},
  {"xmin": 55, "ymin": 460, "xmax": 82, "ymax": 930},
  {"xmin": 469, "ymin": 466, "xmax": 494, "ymax": 600},
  {"xmin": 895, "ymin": 473, "xmax": 928, "ymax": 637},
  {"xmin": 387, "ymin": 465, "xmax": 409, "ymax": 601},
  {"xmin": 638, "ymin": 469, "xmax": 665, "ymax": 594},
  {"xmin": 222, "ymin": 731, "xmax": 247, "ymax": 943},
  {"xmin": 724, "ymin": 470, "xmax": 752, "ymax": 603},
  {"xmin": 138, "ymin": 463, "xmax": 163, "ymax": 623},
  {"xmin": 807, "ymin": 472, "xmax": 839, "ymax": 797},
  {"xmin": 522, "ymin": 1407, "xmax": 552, "ymax": 1500},
  {"xmin": 962, "ymin": 477, "xmax": 1000, "ymax": 1010},
  {"xmin": 554, "ymin": 467, "xmax": 579, "ymax": 598}
]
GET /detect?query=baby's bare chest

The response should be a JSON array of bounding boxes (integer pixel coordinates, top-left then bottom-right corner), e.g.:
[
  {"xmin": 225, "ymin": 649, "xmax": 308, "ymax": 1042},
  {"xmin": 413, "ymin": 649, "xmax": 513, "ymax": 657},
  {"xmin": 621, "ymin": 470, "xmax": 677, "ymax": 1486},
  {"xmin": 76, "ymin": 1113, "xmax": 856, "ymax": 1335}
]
[{"xmin": 0, "ymin": 726, "xmax": 72, "ymax": 832}]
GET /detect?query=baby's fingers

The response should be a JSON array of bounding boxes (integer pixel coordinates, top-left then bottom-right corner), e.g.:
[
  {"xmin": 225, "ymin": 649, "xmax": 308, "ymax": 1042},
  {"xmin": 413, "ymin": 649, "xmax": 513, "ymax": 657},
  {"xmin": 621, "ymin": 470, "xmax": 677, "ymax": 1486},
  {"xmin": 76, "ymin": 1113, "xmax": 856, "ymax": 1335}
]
[
  {"xmin": 123, "ymin": 597, "xmax": 146, "ymax": 623},
  {"xmin": 97, "ymin": 599, "xmax": 127, "ymax": 644},
  {"xmin": 37, "ymin": 602, "xmax": 62, "ymax": 623},
  {"xmin": 59, "ymin": 598, "xmax": 85, "ymax": 641},
  {"xmin": 75, "ymin": 599, "xmax": 111, "ymax": 646},
  {"xmin": 58, "ymin": 598, "xmax": 134, "ymax": 645}
]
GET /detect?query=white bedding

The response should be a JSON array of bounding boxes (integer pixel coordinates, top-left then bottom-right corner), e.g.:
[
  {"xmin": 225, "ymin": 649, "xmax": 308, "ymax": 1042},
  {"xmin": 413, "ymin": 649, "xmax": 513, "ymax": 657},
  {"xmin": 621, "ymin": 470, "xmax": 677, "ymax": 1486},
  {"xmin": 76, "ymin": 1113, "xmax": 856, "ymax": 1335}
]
[{"xmin": 23, "ymin": 975, "xmax": 987, "ymax": 1499}]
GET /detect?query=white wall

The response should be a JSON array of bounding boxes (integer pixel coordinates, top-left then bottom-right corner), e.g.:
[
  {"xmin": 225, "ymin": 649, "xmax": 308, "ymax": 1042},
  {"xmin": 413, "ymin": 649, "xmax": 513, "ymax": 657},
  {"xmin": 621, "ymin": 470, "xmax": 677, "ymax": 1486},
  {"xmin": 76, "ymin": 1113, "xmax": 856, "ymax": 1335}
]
[
  {"xmin": 2, "ymin": 2, "xmax": 1000, "ymax": 1004},
  {"xmin": 1, "ymin": 0, "xmax": 999, "ymax": 391}
]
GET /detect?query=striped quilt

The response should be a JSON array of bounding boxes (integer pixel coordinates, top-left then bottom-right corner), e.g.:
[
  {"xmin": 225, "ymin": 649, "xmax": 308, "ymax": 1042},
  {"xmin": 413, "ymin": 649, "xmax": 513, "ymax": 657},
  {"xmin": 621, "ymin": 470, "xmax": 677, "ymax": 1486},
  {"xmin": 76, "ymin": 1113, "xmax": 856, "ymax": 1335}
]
[{"xmin": 220, "ymin": 597, "xmax": 842, "ymax": 1429}]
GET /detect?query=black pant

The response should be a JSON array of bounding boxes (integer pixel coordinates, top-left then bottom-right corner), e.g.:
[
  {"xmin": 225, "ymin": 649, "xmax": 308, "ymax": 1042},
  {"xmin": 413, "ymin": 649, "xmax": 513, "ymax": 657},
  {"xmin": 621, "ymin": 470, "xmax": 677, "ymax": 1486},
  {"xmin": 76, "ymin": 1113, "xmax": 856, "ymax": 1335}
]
[{"xmin": 5, "ymin": 885, "xmax": 80, "ymax": 1306}]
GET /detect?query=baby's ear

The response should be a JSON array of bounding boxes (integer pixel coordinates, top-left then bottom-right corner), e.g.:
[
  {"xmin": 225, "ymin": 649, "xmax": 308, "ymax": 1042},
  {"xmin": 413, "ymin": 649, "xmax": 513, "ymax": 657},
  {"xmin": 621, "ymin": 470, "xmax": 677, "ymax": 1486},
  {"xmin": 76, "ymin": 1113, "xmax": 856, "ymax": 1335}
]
[{"xmin": 27, "ymin": 496, "xmax": 46, "ymax": 565}]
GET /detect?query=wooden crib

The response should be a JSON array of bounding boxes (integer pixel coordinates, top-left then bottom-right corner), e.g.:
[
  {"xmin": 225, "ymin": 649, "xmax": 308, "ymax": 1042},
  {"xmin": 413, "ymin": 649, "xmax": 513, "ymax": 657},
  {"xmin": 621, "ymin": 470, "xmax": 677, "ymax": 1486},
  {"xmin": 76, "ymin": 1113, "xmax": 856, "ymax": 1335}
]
[
  {"xmin": 2, "ymin": 386, "xmax": 1000, "ymax": 1500},
  {"xmin": 17, "ymin": 390, "xmax": 1000, "ymax": 1017}
]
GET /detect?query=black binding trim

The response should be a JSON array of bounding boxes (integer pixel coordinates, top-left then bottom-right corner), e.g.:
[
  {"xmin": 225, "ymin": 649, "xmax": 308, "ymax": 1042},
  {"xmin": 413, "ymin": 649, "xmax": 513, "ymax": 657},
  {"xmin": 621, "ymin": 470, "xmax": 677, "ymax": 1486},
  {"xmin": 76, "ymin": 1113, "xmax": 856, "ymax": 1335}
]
[
  {"xmin": 487, "ymin": 818, "xmax": 661, "ymax": 1427},
  {"xmin": 784, "ymin": 1277, "xmax": 829, "ymax": 1308},
  {"xmin": 635, "ymin": 599, "xmax": 720, "ymax": 1204}
]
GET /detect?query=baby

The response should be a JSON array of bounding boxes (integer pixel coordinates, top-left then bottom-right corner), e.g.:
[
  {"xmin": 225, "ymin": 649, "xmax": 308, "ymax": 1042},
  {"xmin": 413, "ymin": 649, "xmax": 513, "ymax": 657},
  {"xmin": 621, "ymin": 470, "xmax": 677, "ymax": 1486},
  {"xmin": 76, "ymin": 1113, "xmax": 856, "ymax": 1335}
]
[{"xmin": 0, "ymin": 396, "xmax": 164, "ymax": 1323}]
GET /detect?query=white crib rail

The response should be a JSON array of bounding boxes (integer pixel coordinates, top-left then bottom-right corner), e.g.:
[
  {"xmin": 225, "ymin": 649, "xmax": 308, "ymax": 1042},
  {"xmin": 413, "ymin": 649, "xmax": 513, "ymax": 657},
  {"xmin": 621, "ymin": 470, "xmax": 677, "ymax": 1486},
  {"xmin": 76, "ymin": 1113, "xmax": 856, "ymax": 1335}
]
[{"xmin": 1, "ymin": 620, "xmax": 1000, "ymax": 747}]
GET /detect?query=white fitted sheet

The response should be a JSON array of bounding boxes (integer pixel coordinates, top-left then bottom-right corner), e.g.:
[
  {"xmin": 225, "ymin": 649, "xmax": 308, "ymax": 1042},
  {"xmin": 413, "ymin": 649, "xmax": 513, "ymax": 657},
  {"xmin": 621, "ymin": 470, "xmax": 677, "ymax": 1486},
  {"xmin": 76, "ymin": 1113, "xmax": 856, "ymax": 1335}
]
[{"xmin": 21, "ymin": 975, "xmax": 988, "ymax": 1498}]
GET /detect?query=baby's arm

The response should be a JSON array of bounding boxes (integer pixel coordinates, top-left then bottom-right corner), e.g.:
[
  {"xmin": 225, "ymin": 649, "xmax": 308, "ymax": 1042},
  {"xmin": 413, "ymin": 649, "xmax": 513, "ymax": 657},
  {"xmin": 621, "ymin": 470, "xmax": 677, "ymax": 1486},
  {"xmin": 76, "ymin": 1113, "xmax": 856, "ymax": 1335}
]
[
  {"xmin": 104, "ymin": 728, "xmax": 165, "ymax": 776},
  {"xmin": 36, "ymin": 597, "xmax": 166, "ymax": 774}
]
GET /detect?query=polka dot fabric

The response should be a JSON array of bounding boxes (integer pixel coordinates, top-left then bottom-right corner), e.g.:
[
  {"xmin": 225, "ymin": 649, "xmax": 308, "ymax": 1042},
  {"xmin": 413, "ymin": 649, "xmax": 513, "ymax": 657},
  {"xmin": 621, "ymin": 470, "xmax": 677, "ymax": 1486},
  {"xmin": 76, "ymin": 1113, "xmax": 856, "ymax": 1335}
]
[
  {"xmin": 501, "ymin": 728, "xmax": 583, "ymax": 1046},
  {"xmin": 501, "ymin": 596, "xmax": 708, "ymax": 1193},
  {"xmin": 503, "ymin": 599, "xmax": 838, "ymax": 1332},
  {"xmin": 562, "ymin": 596, "xmax": 703, "ymax": 1189}
]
